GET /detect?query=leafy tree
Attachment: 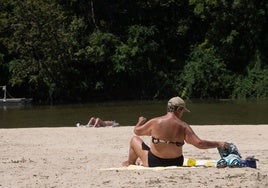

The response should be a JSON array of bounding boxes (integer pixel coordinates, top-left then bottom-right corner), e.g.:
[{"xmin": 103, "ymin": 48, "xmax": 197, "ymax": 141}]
[
  {"xmin": 1, "ymin": 0, "xmax": 88, "ymax": 102},
  {"xmin": 232, "ymin": 51, "xmax": 268, "ymax": 99},
  {"xmin": 0, "ymin": 0, "xmax": 267, "ymax": 102},
  {"xmin": 75, "ymin": 30, "xmax": 120, "ymax": 99},
  {"xmin": 189, "ymin": 0, "xmax": 267, "ymax": 74},
  {"xmin": 179, "ymin": 44, "xmax": 234, "ymax": 98},
  {"xmin": 111, "ymin": 25, "xmax": 160, "ymax": 99}
]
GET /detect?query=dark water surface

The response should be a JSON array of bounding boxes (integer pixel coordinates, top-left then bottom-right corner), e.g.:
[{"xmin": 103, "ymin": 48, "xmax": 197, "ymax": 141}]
[{"xmin": 1, "ymin": 100, "xmax": 268, "ymax": 128}]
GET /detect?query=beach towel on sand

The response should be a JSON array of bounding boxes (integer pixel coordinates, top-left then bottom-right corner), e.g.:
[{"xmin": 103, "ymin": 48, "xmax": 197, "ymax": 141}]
[{"xmin": 100, "ymin": 159, "xmax": 218, "ymax": 171}]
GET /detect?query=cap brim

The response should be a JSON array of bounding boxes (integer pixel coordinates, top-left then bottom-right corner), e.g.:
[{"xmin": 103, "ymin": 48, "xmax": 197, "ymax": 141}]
[{"xmin": 184, "ymin": 108, "xmax": 190, "ymax": 112}]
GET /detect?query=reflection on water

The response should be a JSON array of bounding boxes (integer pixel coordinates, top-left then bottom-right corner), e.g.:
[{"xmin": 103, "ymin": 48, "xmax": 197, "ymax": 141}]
[{"xmin": 1, "ymin": 100, "xmax": 268, "ymax": 128}]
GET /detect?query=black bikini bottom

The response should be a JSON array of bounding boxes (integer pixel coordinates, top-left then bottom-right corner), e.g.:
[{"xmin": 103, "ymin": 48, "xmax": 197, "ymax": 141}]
[{"xmin": 148, "ymin": 150, "xmax": 184, "ymax": 167}]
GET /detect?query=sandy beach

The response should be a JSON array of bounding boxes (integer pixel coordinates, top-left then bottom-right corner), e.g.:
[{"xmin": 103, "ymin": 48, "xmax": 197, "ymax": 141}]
[{"xmin": 0, "ymin": 125, "xmax": 268, "ymax": 188}]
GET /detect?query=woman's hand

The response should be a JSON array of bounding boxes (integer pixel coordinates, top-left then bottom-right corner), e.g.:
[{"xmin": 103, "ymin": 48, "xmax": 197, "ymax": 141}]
[
  {"xmin": 218, "ymin": 141, "xmax": 230, "ymax": 149},
  {"xmin": 137, "ymin": 117, "xmax": 147, "ymax": 126}
]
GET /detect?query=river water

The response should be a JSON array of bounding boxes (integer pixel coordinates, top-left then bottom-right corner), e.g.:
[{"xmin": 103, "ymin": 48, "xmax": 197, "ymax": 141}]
[{"xmin": 1, "ymin": 100, "xmax": 268, "ymax": 128}]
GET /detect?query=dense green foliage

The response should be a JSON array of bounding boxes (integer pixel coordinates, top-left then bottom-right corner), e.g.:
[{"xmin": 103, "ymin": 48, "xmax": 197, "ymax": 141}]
[
  {"xmin": 0, "ymin": 0, "xmax": 267, "ymax": 103},
  {"xmin": 180, "ymin": 45, "xmax": 234, "ymax": 99}
]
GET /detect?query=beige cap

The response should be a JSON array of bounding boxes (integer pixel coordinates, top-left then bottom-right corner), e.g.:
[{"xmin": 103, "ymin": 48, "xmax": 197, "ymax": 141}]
[{"xmin": 168, "ymin": 96, "xmax": 190, "ymax": 112}]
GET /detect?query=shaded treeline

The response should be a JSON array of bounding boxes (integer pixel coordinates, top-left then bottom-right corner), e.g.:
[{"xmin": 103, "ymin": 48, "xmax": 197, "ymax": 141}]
[{"xmin": 0, "ymin": 0, "xmax": 267, "ymax": 103}]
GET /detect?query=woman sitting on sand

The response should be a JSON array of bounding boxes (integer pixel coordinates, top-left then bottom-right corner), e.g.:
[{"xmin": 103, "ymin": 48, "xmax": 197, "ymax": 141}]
[{"xmin": 122, "ymin": 96, "xmax": 229, "ymax": 167}]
